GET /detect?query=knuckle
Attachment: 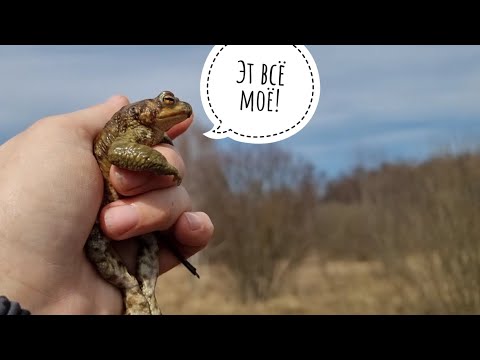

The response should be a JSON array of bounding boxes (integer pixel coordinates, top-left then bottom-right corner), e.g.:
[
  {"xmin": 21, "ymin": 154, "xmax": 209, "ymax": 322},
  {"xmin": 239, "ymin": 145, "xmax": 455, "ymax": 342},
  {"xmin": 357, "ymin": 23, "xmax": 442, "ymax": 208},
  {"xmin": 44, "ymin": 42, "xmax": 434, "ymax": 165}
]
[
  {"xmin": 25, "ymin": 116, "xmax": 66, "ymax": 139},
  {"xmin": 31, "ymin": 115, "xmax": 61, "ymax": 129},
  {"xmin": 114, "ymin": 95, "xmax": 130, "ymax": 104},
  {"xmin": 107, "ymin": 95, "xmax": 130, "ymax": 109}
]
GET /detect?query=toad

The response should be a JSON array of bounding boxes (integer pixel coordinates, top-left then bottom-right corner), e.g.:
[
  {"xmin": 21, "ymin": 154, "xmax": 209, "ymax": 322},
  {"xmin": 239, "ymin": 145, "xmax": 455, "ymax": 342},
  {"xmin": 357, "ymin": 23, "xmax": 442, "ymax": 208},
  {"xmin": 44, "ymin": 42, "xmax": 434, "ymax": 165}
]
[{"xmin": 87, "ymin": 91, "xmax": 194, "ymax": 315}]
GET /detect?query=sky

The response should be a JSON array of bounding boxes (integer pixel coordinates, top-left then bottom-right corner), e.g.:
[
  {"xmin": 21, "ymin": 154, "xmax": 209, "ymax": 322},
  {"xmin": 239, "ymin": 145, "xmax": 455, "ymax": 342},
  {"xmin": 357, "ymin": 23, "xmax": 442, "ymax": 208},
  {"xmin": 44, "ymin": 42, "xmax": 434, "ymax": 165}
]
[{"xmin": 1, "ymin": 45, "xmax": 479, "ymax": 179}]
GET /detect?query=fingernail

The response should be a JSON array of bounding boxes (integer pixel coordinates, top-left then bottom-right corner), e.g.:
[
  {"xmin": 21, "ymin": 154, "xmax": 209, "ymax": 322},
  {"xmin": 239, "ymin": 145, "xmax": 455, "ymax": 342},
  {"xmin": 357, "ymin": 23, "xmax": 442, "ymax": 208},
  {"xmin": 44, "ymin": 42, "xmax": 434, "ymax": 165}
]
[
  {"xmin": 185, "ymin": 212, "xmax": 202, "ymax": 231},
  {"xmin": 104, "ymin": 205, "xmax": 139, "ymax": 236},
  {"xmin": 113, "ymin": 167, "xmax": 148, "ymax": 191}
]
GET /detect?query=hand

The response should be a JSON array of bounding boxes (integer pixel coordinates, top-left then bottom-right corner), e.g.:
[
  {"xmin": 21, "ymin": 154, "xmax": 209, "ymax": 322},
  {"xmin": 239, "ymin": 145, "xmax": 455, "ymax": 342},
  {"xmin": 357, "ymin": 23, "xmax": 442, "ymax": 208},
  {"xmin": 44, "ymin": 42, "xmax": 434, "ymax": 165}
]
[{"xmin": 0, "ymin": 95, "xmax": 214, "ymax": 314}]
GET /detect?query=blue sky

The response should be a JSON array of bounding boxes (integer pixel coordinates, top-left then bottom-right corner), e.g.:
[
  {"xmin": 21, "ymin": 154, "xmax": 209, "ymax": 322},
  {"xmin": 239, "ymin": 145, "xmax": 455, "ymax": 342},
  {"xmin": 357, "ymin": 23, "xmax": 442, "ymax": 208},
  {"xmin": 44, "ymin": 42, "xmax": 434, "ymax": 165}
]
[{"xmin": 1, "ymin": 45, "xmax": 480, "ymax": 179}]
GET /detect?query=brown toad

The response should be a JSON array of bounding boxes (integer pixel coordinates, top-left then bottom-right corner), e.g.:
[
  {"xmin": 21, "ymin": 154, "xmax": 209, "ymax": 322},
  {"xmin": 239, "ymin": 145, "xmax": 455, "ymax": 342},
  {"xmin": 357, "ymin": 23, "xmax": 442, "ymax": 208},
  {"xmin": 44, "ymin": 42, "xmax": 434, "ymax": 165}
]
[{"xmin": 86, "ymin": 91, "xmax": 193, "ymax": 315}]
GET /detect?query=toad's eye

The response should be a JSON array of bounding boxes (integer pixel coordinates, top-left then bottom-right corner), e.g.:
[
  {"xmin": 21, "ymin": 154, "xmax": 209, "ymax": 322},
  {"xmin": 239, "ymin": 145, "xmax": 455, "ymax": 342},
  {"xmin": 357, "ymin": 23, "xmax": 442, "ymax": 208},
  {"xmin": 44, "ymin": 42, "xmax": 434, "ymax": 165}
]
[
  {"xmin": 163, "ymin": 95, "xmax": 176, "ymax": 105},
  {"xmin": 157, "ymin": 91, "xmax": 177, "ymax": 105}
]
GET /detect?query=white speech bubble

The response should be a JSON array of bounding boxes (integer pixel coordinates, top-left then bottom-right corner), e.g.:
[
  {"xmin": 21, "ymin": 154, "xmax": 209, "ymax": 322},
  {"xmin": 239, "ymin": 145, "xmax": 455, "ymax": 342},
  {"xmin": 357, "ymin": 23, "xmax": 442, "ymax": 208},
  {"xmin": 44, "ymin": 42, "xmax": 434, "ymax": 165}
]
[{"xmin": 200, "ymin": 45, "xmax": 320, "ymax": 144}]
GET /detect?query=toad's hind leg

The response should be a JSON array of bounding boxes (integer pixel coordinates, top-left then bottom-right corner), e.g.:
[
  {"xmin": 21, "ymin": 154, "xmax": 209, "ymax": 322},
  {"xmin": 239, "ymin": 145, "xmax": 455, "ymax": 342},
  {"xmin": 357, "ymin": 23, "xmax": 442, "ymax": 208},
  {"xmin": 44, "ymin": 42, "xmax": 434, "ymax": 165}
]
[
  {"xmin": 86, "ymin": 223, "xmax": 151, "ymax": 315},
  {"xmin": 136, "ymin": 234, "xmax": 161, "ymax": 315}
]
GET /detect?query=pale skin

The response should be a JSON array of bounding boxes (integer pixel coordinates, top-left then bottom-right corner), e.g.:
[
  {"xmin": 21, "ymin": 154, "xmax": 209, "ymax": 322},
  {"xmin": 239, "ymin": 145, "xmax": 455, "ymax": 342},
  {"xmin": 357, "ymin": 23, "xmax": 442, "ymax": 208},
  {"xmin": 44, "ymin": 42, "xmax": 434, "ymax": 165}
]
[{"xmin": 0, "ymin": 95, "xmax": 214, "ymax": 314}]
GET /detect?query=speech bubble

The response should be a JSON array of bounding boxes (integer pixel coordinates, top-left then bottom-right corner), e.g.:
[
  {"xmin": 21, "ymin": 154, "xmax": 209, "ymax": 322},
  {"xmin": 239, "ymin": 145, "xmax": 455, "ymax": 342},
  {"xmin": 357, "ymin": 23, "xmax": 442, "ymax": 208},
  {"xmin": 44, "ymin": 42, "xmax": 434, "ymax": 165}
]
[{"xmin": 200, "ymin": 45, "xmax": 321, "ymax": 144}]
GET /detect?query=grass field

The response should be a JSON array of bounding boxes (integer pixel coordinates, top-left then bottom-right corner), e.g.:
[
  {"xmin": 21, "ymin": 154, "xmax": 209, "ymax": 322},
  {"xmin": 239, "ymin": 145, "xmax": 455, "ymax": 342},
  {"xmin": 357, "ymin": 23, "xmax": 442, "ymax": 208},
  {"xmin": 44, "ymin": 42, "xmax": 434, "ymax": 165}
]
[
  {"xmin": 167, "ymin": 137, "xmax": 480, "ymax": 315},
  {"xmin": 155, "ymin": 254, "xmax": 433, "ymax": 315}
]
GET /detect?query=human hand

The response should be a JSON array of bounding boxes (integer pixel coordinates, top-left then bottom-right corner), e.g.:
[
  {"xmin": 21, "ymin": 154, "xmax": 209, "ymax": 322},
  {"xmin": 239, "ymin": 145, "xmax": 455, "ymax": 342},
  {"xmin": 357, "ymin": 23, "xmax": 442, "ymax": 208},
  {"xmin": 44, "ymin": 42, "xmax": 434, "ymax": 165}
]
[{"xmin": 0, "ymin": 95, "xmax": 214, "ymax": 314}]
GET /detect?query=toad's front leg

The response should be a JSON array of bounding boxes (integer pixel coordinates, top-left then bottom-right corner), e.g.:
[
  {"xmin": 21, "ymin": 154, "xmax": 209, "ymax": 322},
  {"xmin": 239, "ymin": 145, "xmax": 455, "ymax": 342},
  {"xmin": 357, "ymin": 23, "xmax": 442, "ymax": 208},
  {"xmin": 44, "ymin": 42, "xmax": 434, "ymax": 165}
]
[{"xmin": 108, "ymin": 140, "xmax": 182, "ymax": 185}]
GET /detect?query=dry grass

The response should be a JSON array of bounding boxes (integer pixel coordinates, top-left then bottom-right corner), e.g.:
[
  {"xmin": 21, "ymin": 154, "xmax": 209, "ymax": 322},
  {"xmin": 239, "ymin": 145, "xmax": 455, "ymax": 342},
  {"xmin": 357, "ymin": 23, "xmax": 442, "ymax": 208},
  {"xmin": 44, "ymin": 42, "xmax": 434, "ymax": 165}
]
[
  {"xmin": 172, "ymin": 127, "xmax": 480, "ymax": 314},
  {"xmin": 155, "ymin": 254, "xmax": 424, "ymax": 315}
]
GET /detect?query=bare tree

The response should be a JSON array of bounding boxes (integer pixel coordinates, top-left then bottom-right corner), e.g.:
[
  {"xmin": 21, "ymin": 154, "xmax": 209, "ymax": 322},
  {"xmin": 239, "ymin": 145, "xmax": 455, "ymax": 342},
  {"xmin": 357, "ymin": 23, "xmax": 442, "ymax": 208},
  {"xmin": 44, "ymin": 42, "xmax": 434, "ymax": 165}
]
[{"xmin": 203, "ymin": 144, "xmax": 324, "ymax": 302}]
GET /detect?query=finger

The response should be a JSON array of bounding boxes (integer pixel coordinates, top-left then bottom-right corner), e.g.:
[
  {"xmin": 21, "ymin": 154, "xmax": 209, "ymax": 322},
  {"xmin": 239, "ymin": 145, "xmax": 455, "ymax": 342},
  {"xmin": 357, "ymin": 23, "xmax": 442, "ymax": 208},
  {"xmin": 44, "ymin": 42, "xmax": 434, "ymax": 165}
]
[
  {"xmin": 99, "ymin": 185, "xmax": 192, "ymax": 240},
  {"xmin": 109, "ymin": 144, "xmax": 186, "ymax": 196},
  {"xmin": 157, "ymin": 211, "xmax": 214, "ymax": 276},
  {"xmin": 166, "ymin": 114, "xmax": 194, "ymax": 140},
  {"xmin": 66, "ymin": 95, "xmax": 130, "ymax": 139}
]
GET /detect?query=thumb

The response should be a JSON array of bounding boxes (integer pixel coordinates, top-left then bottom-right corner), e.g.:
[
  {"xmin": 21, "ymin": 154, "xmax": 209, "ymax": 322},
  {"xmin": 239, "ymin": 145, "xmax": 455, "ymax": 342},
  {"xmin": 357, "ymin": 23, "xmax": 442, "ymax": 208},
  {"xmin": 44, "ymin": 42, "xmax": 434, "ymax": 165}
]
[{"xmin": 66, "ymin": 95, "xmax": 130, "ymax": 140}]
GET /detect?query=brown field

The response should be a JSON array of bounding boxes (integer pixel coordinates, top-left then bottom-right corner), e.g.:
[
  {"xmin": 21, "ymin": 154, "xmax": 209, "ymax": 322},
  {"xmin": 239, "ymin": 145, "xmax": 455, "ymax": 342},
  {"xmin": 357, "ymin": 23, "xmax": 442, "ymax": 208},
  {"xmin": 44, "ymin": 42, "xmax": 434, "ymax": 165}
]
[
  {"xmin": 168, "ymin": 129, "xmax": 480, "ymax": 315},
  {"xmin": 156, "ymin": 254, "xmax": 443, "ymax": 315}
]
